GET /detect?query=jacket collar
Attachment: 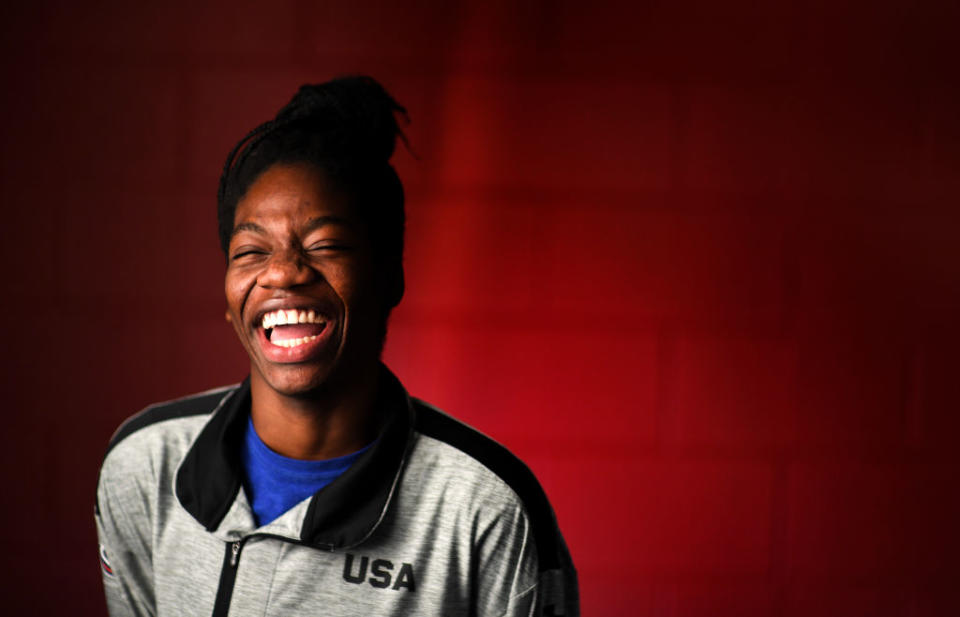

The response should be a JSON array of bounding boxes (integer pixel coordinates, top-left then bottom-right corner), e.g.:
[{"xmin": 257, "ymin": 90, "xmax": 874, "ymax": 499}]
[{"xmin": 175, "ymin": 365, "xmax": 415, "ymax": 550}]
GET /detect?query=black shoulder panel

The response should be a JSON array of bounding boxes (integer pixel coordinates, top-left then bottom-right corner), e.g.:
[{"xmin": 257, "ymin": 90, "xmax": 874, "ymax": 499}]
[
  {"xmin": 96, "ymin": 386, "xmax": 238, "ymax": 517},
  {"xmin": 413, "ymin": 401, "xmax": 563, "ymax": 571},
  {"xmin": 104, "ymin": 387, "xmax": 235, "ymax": 458}
]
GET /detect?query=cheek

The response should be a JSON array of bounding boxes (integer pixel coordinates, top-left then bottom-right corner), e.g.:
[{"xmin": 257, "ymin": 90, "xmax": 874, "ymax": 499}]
[
  {"xmin": 224, "ymin": 272, "xmax": 252, "ymax": 322},
  {"xmin": 333, "ymin": 263, "xmax": 380, "ymax": 310}
]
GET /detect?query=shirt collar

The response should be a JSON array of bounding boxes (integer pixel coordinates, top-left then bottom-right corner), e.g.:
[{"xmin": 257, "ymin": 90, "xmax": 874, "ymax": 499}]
[{"xmin": 174, "ymin": 365, "xmax": 415, "ymax": 549}]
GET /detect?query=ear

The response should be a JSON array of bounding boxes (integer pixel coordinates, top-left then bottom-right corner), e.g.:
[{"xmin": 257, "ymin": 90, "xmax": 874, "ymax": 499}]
[{"xmin": 225, "ymin": 310, "xmax": 233, "ymax": 323}]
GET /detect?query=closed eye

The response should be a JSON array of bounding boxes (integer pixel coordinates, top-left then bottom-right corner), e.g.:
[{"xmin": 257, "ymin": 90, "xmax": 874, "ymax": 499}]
[
  {"xmin": 307, "ymin": 244, "xmax": 352, "ymax": 252},
  {"xmin": 231, "ymin": 248, "xmax": 268, "ymax": 261}
]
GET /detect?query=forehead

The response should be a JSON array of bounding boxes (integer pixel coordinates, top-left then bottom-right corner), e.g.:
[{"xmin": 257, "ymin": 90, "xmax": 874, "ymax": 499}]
[{"xmin": 233, "ymin": 163, "xmax": 356, "ymax": 227}]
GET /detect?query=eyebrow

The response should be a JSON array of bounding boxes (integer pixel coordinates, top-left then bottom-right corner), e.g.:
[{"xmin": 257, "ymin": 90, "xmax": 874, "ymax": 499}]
[
  {"xmin": 230, "ymin": 216, "xmax": 352, "ymax": 239},
  {"xmin": 230, "ymin": 222, "xmax": 266, "ymax": 238},
  {"xmin": 304, "ymin": 215, "xmax": 352, "ymax": 232}
]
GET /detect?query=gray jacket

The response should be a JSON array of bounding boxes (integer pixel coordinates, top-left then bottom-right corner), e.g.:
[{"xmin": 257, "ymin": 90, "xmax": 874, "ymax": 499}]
[{"xmin": 95, "ymin": 369, "xmax": 579, "ymax": 616}]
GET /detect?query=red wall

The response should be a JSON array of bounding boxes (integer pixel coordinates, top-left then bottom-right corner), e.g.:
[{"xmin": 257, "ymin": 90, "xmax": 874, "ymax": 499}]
[{"xmin": 2, "ymin": 1, "xmax": 958, "ymax": 614}]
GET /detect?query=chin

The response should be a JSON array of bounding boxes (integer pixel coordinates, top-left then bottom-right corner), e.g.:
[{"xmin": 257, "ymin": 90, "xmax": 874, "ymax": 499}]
[
  {"xmin": 256, "ymin": 364, "xmax": 335, "ymax": 398},
  {"xmin": 247, "ymin": 331, "xmax": 382, "ymax": 400}
]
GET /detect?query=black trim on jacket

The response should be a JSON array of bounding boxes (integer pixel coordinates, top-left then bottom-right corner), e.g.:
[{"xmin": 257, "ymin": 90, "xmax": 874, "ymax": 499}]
[
  {"xmin": 299, "ymin": 370, "xmax": 413, "ymax": 548},
  {"xmin": 105, "ymin": 386, "xmax": 233, "ymax": 458},
  {"xmin": 96, "ymin": 386, "xmax": 235, "ymax": 516},
  {"xmin": 107, "ymin": 366, "xmax": 564, "ymax": 571},
  {"xmin": 175, "ymin": 381, "xmax": 249, "ymax": 532},
  {"xmin": 174, "ymin": 369, "xmax": 414, "ymax": 549},
  {"xmin": 414, "ymin": 403, "xmax": 563, "ymax": 572}
]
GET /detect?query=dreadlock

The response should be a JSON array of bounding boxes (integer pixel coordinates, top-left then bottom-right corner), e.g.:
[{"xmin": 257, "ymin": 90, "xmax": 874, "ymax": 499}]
[{"xmin": 217, "ymin": 75, "xmax": 409, "ymax": 308}]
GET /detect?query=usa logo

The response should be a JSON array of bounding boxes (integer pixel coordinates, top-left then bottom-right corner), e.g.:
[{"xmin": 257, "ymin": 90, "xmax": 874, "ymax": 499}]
[{"xmin": 99, "ymin": 544, "xmax": 115, "ymax": 578}]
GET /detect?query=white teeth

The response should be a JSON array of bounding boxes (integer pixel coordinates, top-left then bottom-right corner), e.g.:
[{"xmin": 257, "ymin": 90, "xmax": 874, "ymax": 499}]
[
  {"xmin": 272, "ymin": 334, "xmax": 320, "ymax": 348},
  {"xmin": 260, "ymin": 309, "xmax": 327, "ymax": 330}
]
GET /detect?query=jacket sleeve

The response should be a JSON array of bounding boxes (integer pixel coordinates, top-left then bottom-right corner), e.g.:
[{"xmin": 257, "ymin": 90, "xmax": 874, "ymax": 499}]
[
  {"xmin": 95, "ymin": 451, "xmax": 157, "ymax": 617},
  {"xmin": 475, "ymin": 498, "xmax": 580, "ymax": 617}
]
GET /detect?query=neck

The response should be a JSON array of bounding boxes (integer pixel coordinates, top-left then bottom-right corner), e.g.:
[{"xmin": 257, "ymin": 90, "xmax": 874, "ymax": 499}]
[{"xmin": 248, "ymin": 364, "xmax": 382, "ymax": 460}]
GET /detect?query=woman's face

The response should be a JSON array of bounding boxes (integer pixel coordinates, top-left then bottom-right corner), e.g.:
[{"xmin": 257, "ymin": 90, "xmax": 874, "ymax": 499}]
[{"xmin": 224, "ymin": 162, "xmax": 384, "ymax": 397}]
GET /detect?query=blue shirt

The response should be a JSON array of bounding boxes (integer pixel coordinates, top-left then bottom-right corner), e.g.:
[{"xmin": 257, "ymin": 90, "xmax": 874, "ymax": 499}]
[{"xmin": 241, "ymin": 415, "xmax": 371, "ymax": 526}]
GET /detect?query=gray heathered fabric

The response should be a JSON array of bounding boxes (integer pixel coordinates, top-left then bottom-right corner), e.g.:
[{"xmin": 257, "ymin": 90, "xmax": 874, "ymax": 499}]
[{"xmin": 96, "ymin": 389, "xmax": 579, "ymax": 616}]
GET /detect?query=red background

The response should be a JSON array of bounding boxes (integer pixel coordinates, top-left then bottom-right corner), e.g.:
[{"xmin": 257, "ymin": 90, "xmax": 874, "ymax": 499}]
[{"xmin": 2, "ymin": 1, "xmax": 958, "ymax": 614}]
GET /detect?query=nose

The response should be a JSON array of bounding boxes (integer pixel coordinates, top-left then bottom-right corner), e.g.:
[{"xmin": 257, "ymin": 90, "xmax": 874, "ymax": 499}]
[{"xmin": 257, "ymin": 247, "xmax": 316, "ymax": 289}]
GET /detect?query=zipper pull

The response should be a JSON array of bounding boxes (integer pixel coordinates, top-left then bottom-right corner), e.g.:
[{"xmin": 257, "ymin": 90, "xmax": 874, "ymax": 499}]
[{"xmin": 230, "ymin": 541, "xmax": 242, "ymax": 567}]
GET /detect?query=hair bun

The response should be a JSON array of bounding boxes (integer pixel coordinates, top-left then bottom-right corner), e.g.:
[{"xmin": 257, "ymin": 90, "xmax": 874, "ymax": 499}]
[
  {"xmin": 217, "ymin": 75, "xmax": 409, "ymax": 261},
  {"xmin": 275, "ymin": 75, "xmax": 408, "ymax": 165}
]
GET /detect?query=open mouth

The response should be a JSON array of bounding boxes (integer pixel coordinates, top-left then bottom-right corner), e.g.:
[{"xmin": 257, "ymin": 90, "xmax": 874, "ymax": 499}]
[{"xmin": 260, "ymin": 308, "xmax": 328, "ymax": 349}]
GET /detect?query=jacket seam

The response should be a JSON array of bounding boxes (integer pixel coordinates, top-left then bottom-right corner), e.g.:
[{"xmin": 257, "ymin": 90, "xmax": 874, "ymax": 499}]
[{"xmin": 500, "ymin": 582, "xmax": 538, "ymax": 617}]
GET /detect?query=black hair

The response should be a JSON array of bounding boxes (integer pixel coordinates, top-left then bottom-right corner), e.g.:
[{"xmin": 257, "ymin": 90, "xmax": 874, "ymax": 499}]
[{"xmin": 217, "ymin": 75, "xmax": 409, "ymax": 308}]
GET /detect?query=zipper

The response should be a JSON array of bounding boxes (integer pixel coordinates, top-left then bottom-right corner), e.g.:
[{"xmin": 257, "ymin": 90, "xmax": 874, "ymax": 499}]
[
  {"xmin": 208, "ymin": 533, "xmax": 339, "ymax": 617},
  {"xmin": 211, "ymin": 540, "xmax": 243, "ymax": 617}
]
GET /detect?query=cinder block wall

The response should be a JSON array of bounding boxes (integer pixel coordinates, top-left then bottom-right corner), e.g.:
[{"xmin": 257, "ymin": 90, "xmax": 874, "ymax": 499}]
[{"xmin": 2, "ymin": 1, "xmax": 957, "ymax": 615}]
